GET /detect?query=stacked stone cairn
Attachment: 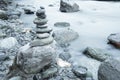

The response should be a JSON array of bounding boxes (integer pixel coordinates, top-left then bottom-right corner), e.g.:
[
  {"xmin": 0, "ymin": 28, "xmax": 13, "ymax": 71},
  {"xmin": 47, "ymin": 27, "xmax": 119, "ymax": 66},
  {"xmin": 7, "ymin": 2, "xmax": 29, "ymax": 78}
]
[
  {"xmin": 4, "ymin": 7, "xmax": 57, "ymax": 80},
  {"xmin": 30, "ymin": 6, "xmax": 53, "ymax": 47}
]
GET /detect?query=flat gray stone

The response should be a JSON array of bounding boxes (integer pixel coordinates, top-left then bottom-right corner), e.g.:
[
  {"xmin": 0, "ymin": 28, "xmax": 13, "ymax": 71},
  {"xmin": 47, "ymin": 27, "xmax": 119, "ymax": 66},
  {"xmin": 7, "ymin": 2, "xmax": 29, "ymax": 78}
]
[
  {"xmin": 33, "ymin": 18, "xmax": 48, "ymax": 25},
  {"xmin": 30, "ymin": 37, "xmax": 53, "ymax": 47},
  {"xmin": 54, "ymin": 22, "xmax": 70, "ymax": 27},
  {"xmin": 36, "ymin": 28, "xmax": 52, "ymax": 33},
  {"xmin": 83, "ymin": 47, "xmax": 111, "ymax": 61},
  {"xmin": 36, "ymin": 25, "xmax": 48, "ymax": 28},
  {"xmin": 37, "ymin": 33, "xmax": 49, "ymax": 39}
]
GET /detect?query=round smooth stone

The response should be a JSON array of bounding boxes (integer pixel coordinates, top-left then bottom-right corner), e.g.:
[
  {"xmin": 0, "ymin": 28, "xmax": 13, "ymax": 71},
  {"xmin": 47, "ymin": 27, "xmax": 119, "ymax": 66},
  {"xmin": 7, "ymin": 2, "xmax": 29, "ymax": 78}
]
[
  {"xmin": 30, "ymin": 37, "xmax": 53, "ymax": 47},
  {"xmin": 37, "ymin": 33, "xmax": 49, "ymax": 39},
  {"xmin": 33, "ymin": 18, "xmax": 48, "ymax": 25},
  {"xmin": 36, "ymin": 28, "xmax": 52, "ymax": 33}
]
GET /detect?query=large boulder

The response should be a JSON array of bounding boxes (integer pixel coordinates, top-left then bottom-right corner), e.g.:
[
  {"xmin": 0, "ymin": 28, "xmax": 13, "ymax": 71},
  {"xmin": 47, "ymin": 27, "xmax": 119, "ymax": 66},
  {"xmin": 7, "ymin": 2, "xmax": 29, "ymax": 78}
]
[
  {"xmin": 108, "ymin": 33, "xmax": 120, "ymax": 48},
  {"xmin": 52, "ymin": 28, "xmax": 79, "ymax": 47},
  {"xmin": 15, "ymin": 43, "xmax": 56, "ymax": 74},
  {"xmin": 83, "ymin": 47, "xmax": 111, "ymax": 61},
  {"xmin": 98, "ymin": 58, "xmax": 120, "ymax": 80},
  {"xmin": 60, "ymin": 0, "xmax": 79, "ymax": 12}
]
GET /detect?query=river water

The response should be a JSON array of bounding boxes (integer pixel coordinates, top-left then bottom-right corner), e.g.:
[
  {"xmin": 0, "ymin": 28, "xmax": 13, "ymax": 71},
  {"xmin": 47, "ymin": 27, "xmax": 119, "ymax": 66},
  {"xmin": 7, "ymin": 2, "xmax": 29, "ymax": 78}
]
[{"xmin": 15, "ymin": 0, "xmax": 120, "ymax": 79}]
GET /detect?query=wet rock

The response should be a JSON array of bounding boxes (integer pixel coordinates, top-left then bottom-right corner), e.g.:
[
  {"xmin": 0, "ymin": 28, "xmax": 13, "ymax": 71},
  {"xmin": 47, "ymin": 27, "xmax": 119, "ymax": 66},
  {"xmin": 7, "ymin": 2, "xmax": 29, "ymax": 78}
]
[
  {"xmin": 60, "ymin": 0, "xmax": 79, "ymax": 12},
  {"xmin": 0, "ymin": 10, "xmax": 8, "ymax": 20},
  {"xmin": 0, "ymin": 37, "xmax": 18, "ymax": 49},
  {"xmin": 30, "ymin": 37, "xmax": 53, "ymax": 47},
  {"xmin": 9, "ymin": 76, "xmax": 22, "ymax": 80},
  {"xmin": 98, "ymin": 58, "xmax": 120, "ymax": 80},
  {"xmin": 83, "ymin": 47, "xmax": 111, "ymax": 61},
  {"xmin": 59, "ymin": 52, "xmax": 71, "ymax": 61},
  {"xmin": 72, "ymin": 65, "xmax": 88, "ymax": 79},
  {"xmin": 24, "ymin": 8, "xmax": 34, "ymax": 14},
  {"xmin": 54, "ymin": 22, "xmax": 70, "ymax": 28},
  {"xmin": 53, "ymin": 28, "xmax": 79, "ymax": 47},
  {"xmin": 108, "ymin": 33, "xmax": 120, "ymax": 48},
  {"xmin": 41, "ymin": 67, "xmax": 58, "ymax": 79}
]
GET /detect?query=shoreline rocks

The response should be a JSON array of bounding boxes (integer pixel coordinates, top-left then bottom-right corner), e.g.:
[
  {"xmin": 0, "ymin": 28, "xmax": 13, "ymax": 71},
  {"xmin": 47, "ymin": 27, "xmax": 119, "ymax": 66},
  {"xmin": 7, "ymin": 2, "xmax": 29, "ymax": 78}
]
[
  {"xmin": 98, "ymin": 58, "xmax": 120, "ymax": 80},
  {"xmin": 60, "ymin": 0, "xmax": 79, "ymax": 12}
]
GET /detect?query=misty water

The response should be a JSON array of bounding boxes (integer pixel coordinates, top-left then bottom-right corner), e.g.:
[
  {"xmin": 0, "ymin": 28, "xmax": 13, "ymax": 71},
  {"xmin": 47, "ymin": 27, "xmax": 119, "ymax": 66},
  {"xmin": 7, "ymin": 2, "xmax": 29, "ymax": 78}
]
[{"xmin": 15, "ymin": 0, "xmax": 120, "ymax": 79}]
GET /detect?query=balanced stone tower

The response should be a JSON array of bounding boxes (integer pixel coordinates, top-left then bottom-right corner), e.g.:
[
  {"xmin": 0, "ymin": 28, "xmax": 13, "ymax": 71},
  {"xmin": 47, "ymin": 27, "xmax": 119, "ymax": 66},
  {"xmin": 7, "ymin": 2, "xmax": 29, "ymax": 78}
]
[
  {"xmin": 30, "ymin": 6, "xmax": 53, "ymax": 47},
  {"xmin": 4, "ymin": 7, "xmax": 56, "ymax": 80}
]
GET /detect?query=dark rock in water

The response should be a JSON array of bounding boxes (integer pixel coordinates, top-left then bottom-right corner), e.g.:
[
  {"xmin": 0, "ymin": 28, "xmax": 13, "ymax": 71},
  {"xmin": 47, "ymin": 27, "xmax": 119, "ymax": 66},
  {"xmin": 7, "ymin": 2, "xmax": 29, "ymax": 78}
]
[
  {"xmin": 98, "ymin": 58, "xmax": 120, "ymax": 80},
  {"xmin": 108, "ymin": 33, "xmax": 120, "ymax": 48},
  {"xmin": 60, "ymin": 0, "xmax": 79, "ymax": 12},
  {"xmin": 83, "ymin": 47, "xmax": 111, "ymax": 61},
  {"xmin": 59, "ymin": 52, "xmax": 71, "ymax": 61},
  {"xmin": 24, "ymin": 9, "xmax": 34, "ymax": 14},
  {"xmin": 72, "ymin": 65, "xmax": 88, "ymax": 79},
  {"xmin": 54, "ymin": 22, "xmax": 70, "ymax": 28}
]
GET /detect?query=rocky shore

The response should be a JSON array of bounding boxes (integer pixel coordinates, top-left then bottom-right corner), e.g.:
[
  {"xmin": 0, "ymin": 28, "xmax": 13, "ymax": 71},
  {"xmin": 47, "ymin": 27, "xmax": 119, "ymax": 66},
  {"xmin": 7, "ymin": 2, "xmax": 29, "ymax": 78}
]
[{"xmin": 0, "ymin": 0, "xmax": 120, "ymax": 80}]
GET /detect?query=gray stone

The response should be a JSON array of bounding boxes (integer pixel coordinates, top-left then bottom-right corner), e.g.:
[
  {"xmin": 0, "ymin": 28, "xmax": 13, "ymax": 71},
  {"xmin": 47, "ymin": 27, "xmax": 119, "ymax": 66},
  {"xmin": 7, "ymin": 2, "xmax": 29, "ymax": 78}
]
[
  {"xmin": 54, "ymin": 22, "xmax": 70, "ymax": 28},
  {"xmin": 72, "ymin": 65, "xmax": 88, "ymax": 78},
  {"xmin": 24, "ymin": 8, "xmax": 34, "ymax": 14},
  {"xmin": 59, "ymin": 52, "xmax": 71, "ymax": 61},
  {"xmin": 0, "ymin": 37, "xmax": 18, "ymax": 49},
  {"xmin": 15, "ymin": 44, "xmax": 56, "ymax": 74},
  {"xmin": 36, "ymin": 25, "xmax": 48, "ymax": 28},
  {"xmin": 108, "ymin": 33, "xmax": 120, "ymax": 48},
  {"xmin": 60, "ymin": 0, "xmax": 79, "ymax": 12},
  {"xmin": 36, "ymin": 28, "xmax": 52, "ymax": 33},
  {"xmin": 83, "ymin": 47, "xmax": 111, "ymax": 61},
  {"xmin": 33, "ymin": 18, "xmax": 48, "ymax": 25},
  {"xmin": 30, "ymin": 37, "xmax": 53, "ymax": 47},
  {"xmin": 53, "ymin": 28, "xmax": 79, "ymax": 46},
  {"xmin": 98, "ymin": 58, "xmax": 120, "ymax": 80},
  {"xmin": 9, "ymin": 76, "xmax": 22, "ymax": 80},
  {"xmin": 41, "ymin": 67, "xmax": 58, "ymax": 79},
  {"xmin": 36, "ymin": 33, "xmax": 49, "ymax": 39}
]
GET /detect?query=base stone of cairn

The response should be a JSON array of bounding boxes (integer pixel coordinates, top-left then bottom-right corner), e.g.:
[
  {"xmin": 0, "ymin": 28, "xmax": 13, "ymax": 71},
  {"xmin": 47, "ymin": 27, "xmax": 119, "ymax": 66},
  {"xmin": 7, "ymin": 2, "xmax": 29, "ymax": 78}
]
[{"xmin": 4, "ymin": 7, "xmax": 57, "ymax": 80}]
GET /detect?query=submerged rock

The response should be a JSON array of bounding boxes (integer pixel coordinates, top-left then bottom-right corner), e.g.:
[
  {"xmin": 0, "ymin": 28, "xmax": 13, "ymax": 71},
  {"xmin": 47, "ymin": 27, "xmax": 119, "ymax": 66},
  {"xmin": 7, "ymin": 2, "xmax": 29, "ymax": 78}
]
[
  {"xmin": 83, "ymin": 47, "xmax": 111, "ymax": 61},
  {"xmin": 54, "ymin": 22, "xmax": 70, "ymax": 28},
  {"xmin": 108, "ymin": 33, "xmax": 120, "ymax": 48},
  {"xmin": 9, "ymin": 76, "xmax": 22, "ymax": 80},
  {"xmin": 98, "ymin": 58, "xmax": 120, "ymax": 80},
  {"xmin": 60, "ymin": 0, "xmax": 79, "ymax": 12},
  {"xmin": 59, "ymin": 52, "xmax": 71, "ymax": 61}
]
